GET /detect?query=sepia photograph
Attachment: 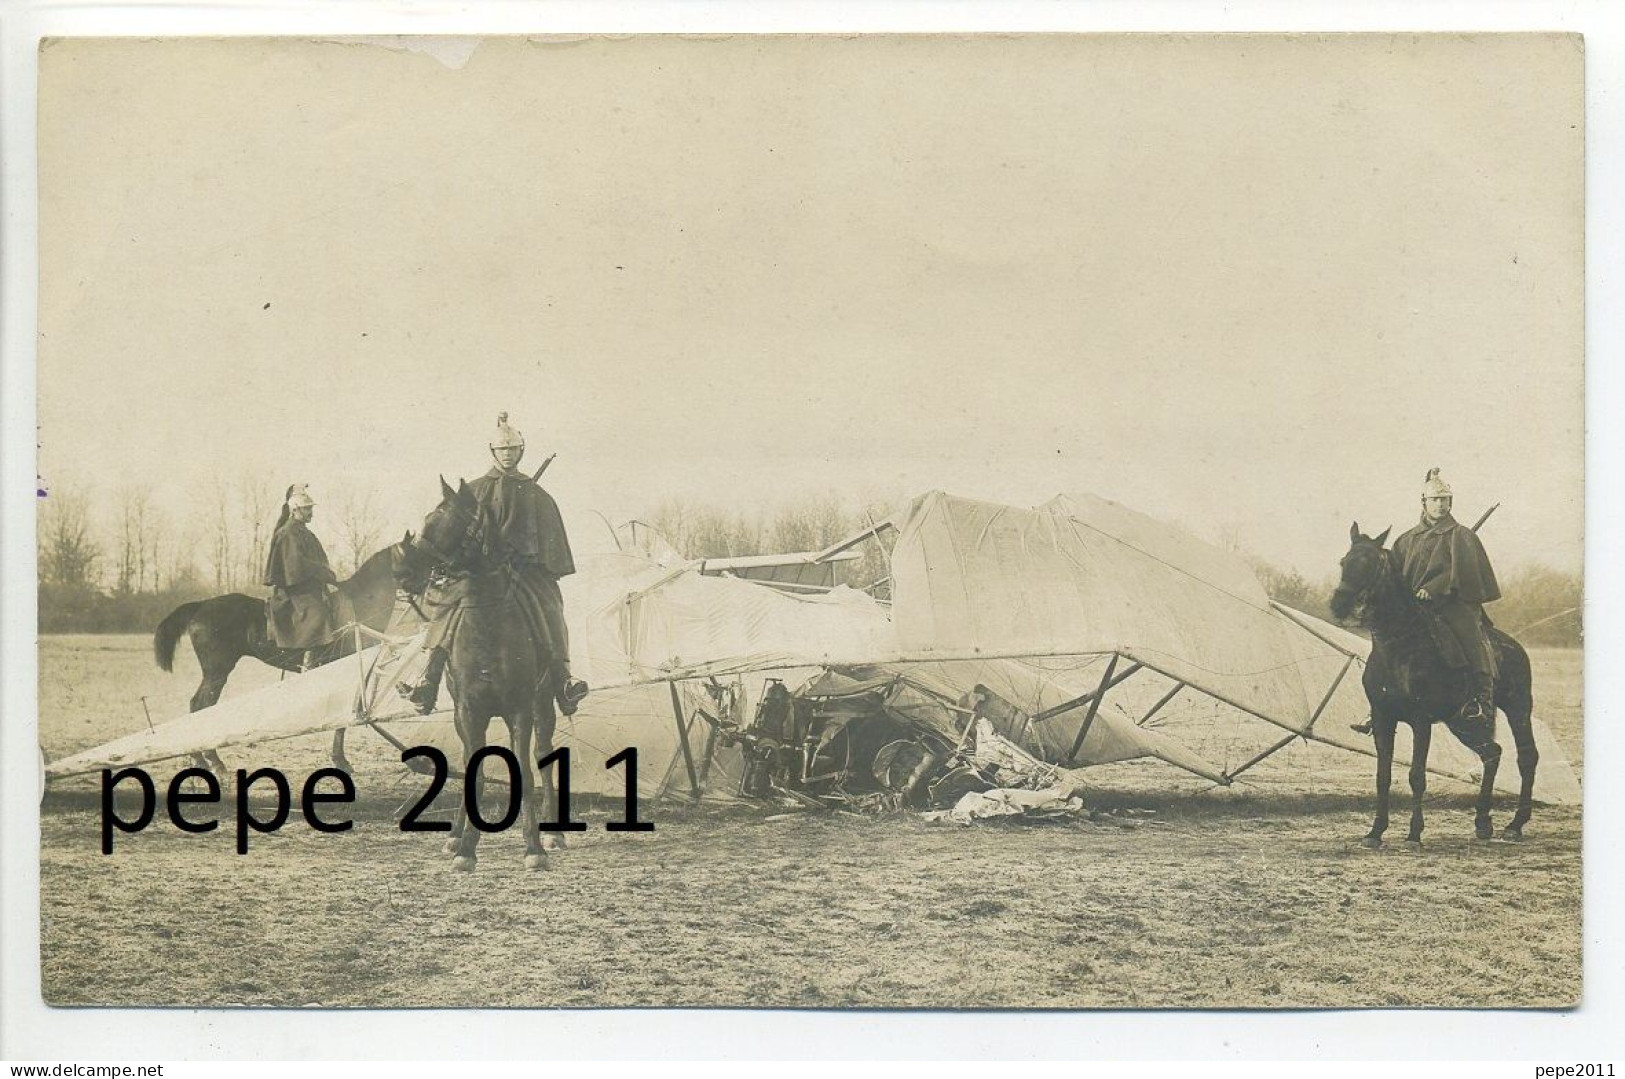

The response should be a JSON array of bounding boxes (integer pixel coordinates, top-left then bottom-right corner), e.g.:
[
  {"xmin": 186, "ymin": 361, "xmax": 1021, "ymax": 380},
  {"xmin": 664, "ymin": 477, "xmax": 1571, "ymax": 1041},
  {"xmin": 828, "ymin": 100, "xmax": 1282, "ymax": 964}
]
[{"xmin": 30, "ymin": 32, "xmax": 1584, "ymax": 1012}]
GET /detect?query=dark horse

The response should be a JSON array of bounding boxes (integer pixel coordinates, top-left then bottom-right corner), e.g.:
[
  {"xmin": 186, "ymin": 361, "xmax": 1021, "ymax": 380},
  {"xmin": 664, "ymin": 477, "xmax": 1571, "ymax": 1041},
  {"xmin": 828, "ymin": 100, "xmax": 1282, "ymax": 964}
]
[
  {"xmin": 152, "ymin": 537, "xmax": 411, "ymax": 770},
  {"xmin": 406, "ymin": 477, "xmax": 559, "ymax": 872},
  {"xmin": 1329, "ymin": 524, "xmax": 1538, "ymax": 847}
]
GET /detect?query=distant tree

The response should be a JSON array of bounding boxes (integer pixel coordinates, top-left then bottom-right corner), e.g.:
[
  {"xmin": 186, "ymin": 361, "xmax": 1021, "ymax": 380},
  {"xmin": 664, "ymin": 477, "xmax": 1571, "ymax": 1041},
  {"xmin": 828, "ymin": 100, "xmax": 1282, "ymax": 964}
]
[
  {"xmin": 1246, "ymin": 552, "xmax": 1581, "ymax": 647},
  {"xmin": 650, "ymin": 494, "xmax": 894, "ymax": 596},
  {"xmin": 1248, "ymin": 560, "xmax": 1337, "ymax": 622},
  {"xmin": 206, "ymin": 475, "xmax": 238, "ymax": 591},
  {"xmin": 237, "ymin": 471, "xmax": 280, "ymax": 589},
  {"xmin": 686, "ymin": 506, "xmax": 761, "ymax": 559},
  {"xmin": 39, "ymin": 483, "xmax": 102, "ymax": 588},
  {"xmin": 335, "ymin": 483, "xmax": 385, "ymax": 576},
  {"xmin": 647, "ymin": 499, "xmax": 691, "ymax": 555},
  {"xmin": 111, "ymin": 484, "xmax": 164, "ymax": 595},
  {"xmin": 164, "ymin": 525, "xmax": 203, "ymax": 594},
  {"xmin": 765, "ymin": 493, "xmax": 851, "ymax": 554},
  {"xmin": 142, "ymin": 505, "xmax": 168, "ymax": 593},
  {"xmin": 649, "ymin": 499, "xmax": 751, "ymax": 559},
  {"xmin": 113, "ymin": 485, "xmax": 145, "ymax": 595},
  {"xmin": 1494, "ymin": 564, "xmax": 1582, "ymax": 646}
]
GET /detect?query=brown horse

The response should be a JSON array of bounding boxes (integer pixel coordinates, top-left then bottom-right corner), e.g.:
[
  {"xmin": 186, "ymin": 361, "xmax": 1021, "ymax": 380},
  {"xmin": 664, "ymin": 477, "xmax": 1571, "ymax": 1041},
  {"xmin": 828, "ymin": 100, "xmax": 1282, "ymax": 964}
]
[
  {"xmin": 1330, "ymin": 524, "xmax": 1539, "ymax": 847},
  {"xmin": 409, "ymin": 478, "xmax": 560, "ymax": 872},
  {"xmin": 153, "ymin": 537, "xmax": 411, "ymax": 770}
]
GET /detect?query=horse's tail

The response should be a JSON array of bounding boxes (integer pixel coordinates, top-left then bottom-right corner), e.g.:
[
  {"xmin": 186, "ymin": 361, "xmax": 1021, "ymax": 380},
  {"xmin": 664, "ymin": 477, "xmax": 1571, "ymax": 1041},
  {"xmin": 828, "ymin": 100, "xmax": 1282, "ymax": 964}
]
[{"xmin": 153, "ymin": 602, "xmax": 202, "ymax": 672}]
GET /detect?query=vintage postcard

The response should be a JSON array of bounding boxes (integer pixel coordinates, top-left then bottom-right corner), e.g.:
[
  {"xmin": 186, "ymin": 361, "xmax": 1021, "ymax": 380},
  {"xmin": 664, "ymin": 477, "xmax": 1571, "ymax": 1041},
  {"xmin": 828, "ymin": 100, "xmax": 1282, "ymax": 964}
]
[{"xmin": 35, "ymin": 33, "xmax": 1583, "ymax": 1009}]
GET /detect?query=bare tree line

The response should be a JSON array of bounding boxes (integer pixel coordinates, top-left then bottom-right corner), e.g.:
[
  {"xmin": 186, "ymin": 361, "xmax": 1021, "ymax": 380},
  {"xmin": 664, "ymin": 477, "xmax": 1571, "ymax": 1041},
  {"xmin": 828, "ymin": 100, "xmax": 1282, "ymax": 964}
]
[
  {"xmin": 1218, "ymin": 531, "xmax": 1582, "ymax": 647},
  {"xmin": 646, "ymin": 493, "xmax": 894, "ymax": 597},
  {"xmin": 38, "ymin": 475, "xmax": 388, "ymax": 596},
  {"xmin": 39, "ymin": 481, "xmax": 1579, "ymax": 645}
]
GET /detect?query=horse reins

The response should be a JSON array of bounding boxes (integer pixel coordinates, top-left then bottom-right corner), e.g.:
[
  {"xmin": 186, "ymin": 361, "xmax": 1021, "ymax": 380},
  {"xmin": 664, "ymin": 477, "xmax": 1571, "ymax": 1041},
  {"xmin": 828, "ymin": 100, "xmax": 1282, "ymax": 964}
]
[
  {"xmin": 413, "ymin": 498, "xmax": 487, "ymax": 572},
  {"xmin": 1364, "ymin": 545, "xmax": 1436, "ymax": 652}
]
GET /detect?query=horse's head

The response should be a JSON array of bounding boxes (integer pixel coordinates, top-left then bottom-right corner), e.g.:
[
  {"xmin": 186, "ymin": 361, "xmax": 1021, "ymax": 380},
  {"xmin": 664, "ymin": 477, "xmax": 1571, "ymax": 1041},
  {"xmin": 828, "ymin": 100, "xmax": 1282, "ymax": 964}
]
[
  {"xmin": 391, "ymin": 528, "xmax": 434, "ymax": 594},
  {"xmin": 1329, "ymin": 521, "xmax": 1392, "ymax": 625},
  {"xmin": 410, "ymin": 477, "xmax": 482, "ymax": 575}
]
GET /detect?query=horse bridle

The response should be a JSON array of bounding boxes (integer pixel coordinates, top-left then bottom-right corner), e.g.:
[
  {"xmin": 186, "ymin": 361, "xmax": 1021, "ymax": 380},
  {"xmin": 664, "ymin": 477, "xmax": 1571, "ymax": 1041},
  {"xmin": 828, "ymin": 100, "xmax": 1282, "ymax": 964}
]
[
  {"xmin": 1337, "ymin": 541, "xmax": 1394, "ymax": 622},
  {"xmin": 412, "ymin": 498, "xmax": 487, "ymax": 575},
  {"xmin": 1343, "ymin": 541, "xmax": 1434, "ymax": 648}
]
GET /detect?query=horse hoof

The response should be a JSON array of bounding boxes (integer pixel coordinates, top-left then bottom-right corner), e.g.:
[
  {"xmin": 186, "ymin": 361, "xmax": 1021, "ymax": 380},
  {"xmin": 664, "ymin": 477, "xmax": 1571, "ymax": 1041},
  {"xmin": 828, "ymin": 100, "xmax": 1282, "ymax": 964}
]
[
  {"xmin": 1501, "ymin": 827, "xmax": 1525, "ymax": 842},
  {"xmin": 451, "ymin": 856, "xmax": 476, "ymax": 873},
  {"xmin": 524, "ymin": 854, "xmax": 548, "ymax": 872},
  {"xmin": 1404, "ymin": 839, "xmax": 1423, "ymax": 852},
  {"xmin": 1475, "ymin": 819, "xmax": 1495, "ymax": 840},
  {"xmin": 1360, "ymin": 836, "xmax": 1382, "ymax": 850}
]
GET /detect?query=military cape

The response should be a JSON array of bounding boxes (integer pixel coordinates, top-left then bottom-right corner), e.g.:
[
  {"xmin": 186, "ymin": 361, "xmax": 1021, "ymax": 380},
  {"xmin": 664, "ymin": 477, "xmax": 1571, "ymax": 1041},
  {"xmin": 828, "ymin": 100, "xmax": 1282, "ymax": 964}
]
[
  {"xmin": 1393, "ymin": 513, "xmax": 1501, "ymax": 605},
  {"xmin": 469, "ymin": 466, "xmax": 575, "ymax": 577},
  {"xmin": 264, "ymin": 517, "xmax": 338, "ymax": 648}
]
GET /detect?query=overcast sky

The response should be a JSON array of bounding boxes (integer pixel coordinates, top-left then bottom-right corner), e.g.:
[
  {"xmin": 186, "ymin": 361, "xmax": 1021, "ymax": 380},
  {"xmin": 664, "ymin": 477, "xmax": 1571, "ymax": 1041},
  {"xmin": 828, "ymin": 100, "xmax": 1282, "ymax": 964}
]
[{"xmin": 38, "ymin": 34, "xmax": 1583, "ymax": 574}]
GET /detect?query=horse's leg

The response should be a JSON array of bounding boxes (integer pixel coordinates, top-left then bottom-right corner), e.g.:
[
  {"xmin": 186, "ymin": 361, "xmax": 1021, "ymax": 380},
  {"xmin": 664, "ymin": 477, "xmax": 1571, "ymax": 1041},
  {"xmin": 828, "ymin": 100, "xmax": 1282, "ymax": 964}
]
[
  {"xmin": 190, "ymin": 674, "xmax": 228, "ymax": 712},
  {"xmin": 1471, "ymin": 730, "xmax": 1502, "ymax": 841},
  {"xmin": 1363, "ymin": 714, "xmax": 1396, "ymax": 848},
  {"xmin": 511, "ymin": 712, "xmax": 547, "ymax": 871},
  {"xmin": 1504, "ymin": 707, "xmax": 1538, "ymax": 840},
  {"xmin": 451, "ymin": 709, "xmax": 486, "ymax": 873},
  {"xmin": 1443, "ymin": 706, "xmax": 1502, "ymax": 840},
  {"xmin": 536, "ymin": 698, "xmax": 564, "ymax": 852},
  {"xmin": 443, "ymin": 789, "xmax": 466, "ymax": 857},
  {"xmin": 1497, "ymin": 662, "xmax": 1539, "ymax": 840},
  {"xmin": 187, "ymin": 626, "xmax": 239, "ymax": 776},
  {"xmin": 441, "ymin": 736, "xmax": 468, "ymax": 856},
  {"xmin": 1405, "ymin": 721, "xmax": 1431, "ymax": 848},
  {"xmin": 330, "ymin": 730, "xmax": 352, "ymax": 774}
]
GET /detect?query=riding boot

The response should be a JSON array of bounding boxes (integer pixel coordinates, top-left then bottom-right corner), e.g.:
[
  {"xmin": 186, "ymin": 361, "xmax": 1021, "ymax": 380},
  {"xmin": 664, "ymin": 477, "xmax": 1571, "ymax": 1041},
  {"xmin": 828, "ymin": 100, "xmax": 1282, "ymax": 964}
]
[
  {"xmin": 1460, "ymin": 670, "xmax": 1495, "ymax": 723},
  {"xmin": 398, "ymin": 647, "xmax": 448, "ymax": 715},
  {"xmin": 556, "ymin": 660, "xmax": 590, "ymax": 717}
]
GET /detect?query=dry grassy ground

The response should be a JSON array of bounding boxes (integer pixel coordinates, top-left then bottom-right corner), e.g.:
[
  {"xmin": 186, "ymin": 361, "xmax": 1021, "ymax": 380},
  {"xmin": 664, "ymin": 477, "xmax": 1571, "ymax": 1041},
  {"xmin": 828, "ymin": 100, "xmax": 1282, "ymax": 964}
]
[{"xmin": 38, "ymin": 636, "xmax": 1583, "ymax": 1009}]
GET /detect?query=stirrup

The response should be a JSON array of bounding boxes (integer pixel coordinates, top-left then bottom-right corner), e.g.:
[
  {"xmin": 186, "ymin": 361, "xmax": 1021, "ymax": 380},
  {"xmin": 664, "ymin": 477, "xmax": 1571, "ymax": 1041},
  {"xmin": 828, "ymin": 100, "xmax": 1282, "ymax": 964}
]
[{"xmin": 1458, "ymin": 698, "xmax": 1492, "ymax": 723}]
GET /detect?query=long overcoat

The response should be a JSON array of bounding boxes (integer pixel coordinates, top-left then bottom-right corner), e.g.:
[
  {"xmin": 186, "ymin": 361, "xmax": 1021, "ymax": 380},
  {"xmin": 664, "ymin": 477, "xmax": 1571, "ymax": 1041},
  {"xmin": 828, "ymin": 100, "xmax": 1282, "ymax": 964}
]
[
  {"xmin": 1393, "ymin": 513, "xmax": 1500, "ymax": 673},
  {"xmin": 264, "ymin": 518, "xmax": 338, "ymax": 648},
  {"xmin": 1393, "ymin": 514, "xmax": 1500, "ymax": 604}
]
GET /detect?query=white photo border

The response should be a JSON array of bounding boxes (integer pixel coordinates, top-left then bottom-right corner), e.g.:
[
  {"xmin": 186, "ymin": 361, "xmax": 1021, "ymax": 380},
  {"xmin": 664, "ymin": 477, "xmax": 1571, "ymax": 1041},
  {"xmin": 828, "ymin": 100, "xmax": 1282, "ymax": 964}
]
[{"xmin": 2, "ymin": 0, "xmax": 1620, "ymax": 1061}]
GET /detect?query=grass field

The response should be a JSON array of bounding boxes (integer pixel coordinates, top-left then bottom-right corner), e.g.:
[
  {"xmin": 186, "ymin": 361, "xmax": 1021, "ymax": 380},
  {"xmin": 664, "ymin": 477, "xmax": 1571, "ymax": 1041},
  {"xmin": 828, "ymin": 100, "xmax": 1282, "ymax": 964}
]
[{"xmin": 37, "ymin": 635, "xmax": 1583, "ymax": 1009}]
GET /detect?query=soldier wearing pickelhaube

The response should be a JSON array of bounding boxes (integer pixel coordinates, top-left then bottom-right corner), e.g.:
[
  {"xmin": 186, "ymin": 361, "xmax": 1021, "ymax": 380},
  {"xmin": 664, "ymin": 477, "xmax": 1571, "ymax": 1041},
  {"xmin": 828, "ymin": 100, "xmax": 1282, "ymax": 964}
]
[
  {"xmin": 264, "ymin": 484, "xmax": 338, "ymax": 653},
  {"xmin": 401, "ymin": 413, "xmax": 589, "ymax": 716},
  {"xmin": 1392, "ymin": 468, "xmax": 1502, "ymax": 722}
]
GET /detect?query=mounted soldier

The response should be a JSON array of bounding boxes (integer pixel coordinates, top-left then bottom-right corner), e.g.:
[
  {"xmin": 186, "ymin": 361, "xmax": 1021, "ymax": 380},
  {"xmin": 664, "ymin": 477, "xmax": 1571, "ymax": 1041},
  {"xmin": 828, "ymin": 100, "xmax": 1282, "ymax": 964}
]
[
  {"xmin": 400, "ymin": 412, "xmax": 590, "ymax": 717},
  {"xmin": 263, "ymin": 484, "xmax": 338, "ymax": 660},
  {"xmin": 1392, "ymin": 468, "xmax": 1502, "ymax": 723}
]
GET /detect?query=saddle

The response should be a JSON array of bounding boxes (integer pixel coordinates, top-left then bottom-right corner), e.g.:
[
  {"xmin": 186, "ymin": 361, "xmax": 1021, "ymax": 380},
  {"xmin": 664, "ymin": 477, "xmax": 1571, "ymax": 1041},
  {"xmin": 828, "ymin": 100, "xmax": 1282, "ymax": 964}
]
[
  {"xmin": 1419, "ymin": 609, "xmax": 1468, "ymax": 669},
  {"xmin": 1416, "ymin": 606, "xmax": 1497, "ymax": 674},
  {"xmin": 266, "ymin": 585, "xmax": 355, "ymax": 654}
]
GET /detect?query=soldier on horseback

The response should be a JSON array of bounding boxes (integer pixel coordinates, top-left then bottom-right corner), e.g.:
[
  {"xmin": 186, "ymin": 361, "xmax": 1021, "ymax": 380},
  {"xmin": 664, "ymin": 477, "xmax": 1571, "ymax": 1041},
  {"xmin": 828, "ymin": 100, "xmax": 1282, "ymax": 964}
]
[
  {"xmin": 263, "ymin": 484, "xmax": 338, "ymax": 660},
  {"xmin": 400, "ymin": 412, "xmax": 591, "ymax": 717},
  {"xmin": 1393, "ymin": 468, "xmax": 1502, "ymax": 723}
]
